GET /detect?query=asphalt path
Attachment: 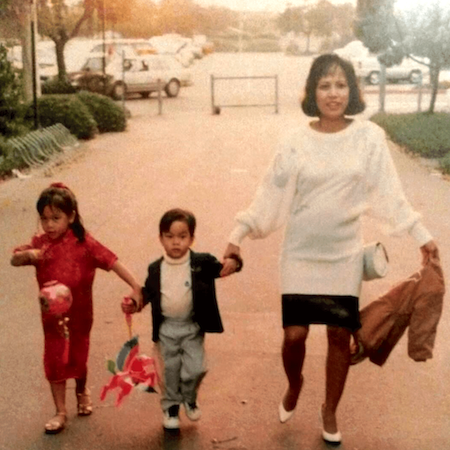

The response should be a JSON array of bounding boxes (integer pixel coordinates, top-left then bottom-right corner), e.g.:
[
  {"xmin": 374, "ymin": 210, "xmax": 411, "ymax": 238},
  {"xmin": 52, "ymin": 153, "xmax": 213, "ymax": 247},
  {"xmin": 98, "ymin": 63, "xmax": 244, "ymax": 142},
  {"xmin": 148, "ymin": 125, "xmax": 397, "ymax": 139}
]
[{"xmin": 0, "ymin": 53, "xmax": 449, "ymax": 450}]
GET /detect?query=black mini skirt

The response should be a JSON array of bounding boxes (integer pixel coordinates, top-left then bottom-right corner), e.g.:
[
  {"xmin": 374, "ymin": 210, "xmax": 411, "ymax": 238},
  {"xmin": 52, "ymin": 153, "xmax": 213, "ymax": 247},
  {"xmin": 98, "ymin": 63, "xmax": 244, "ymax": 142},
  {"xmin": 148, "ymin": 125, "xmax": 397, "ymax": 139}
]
[{"xmin": 282, "ymin": 294, "xmax": 361, "ymax": 332}]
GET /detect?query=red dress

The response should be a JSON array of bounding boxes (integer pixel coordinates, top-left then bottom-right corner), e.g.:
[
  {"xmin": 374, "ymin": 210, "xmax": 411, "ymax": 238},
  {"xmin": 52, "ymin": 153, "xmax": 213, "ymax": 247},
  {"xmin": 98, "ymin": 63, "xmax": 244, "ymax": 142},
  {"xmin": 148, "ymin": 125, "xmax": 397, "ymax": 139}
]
[{"xmin": 19, "ymin": 229, "xmax": 117, "ymax": 382}]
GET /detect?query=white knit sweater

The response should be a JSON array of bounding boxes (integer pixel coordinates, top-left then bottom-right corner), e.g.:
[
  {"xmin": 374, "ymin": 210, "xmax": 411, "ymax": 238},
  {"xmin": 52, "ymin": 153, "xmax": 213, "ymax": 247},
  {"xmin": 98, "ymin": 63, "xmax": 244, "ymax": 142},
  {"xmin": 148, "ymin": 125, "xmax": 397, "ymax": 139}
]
[{"xmin": 229, "ymin": 119, "xmax": 432, "ymax": 297}]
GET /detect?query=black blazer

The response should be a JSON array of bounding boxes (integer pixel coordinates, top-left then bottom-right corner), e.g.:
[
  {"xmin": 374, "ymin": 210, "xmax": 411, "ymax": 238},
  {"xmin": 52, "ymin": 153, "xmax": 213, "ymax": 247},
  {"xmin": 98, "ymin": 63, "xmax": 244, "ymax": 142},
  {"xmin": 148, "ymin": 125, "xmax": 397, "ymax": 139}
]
[{"xmin": 142, "ymin": 250, "xmax": 224, "ymax": 342}]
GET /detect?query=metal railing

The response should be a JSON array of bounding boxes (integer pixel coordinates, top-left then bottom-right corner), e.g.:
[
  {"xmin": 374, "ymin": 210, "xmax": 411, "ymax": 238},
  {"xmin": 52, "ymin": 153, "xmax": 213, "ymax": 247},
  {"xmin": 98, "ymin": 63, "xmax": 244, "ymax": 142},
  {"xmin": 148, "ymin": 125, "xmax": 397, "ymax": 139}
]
[
  {"xmin": 210, "ymin": 74, "xmax": 279, "ymax": 114},
  {"xmin": 4, "ymin": 124, "xmax": 78, "ymax": 171}
]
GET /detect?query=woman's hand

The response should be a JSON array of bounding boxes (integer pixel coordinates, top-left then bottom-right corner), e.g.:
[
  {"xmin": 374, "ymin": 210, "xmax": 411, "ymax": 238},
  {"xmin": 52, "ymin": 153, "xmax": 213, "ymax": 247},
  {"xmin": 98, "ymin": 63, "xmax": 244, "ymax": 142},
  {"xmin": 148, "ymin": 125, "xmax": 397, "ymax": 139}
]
[{"xmin": 420, "ymin": 240, "xmax": 439, "ymax": 265}]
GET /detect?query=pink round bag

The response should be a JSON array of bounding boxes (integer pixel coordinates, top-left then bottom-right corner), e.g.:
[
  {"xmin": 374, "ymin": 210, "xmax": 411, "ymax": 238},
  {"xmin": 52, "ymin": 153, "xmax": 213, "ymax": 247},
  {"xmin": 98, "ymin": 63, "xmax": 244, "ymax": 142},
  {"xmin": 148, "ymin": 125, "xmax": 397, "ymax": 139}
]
[{"xmin": 39, "ymin": 280, "xmax": 72, "ymax": 316}]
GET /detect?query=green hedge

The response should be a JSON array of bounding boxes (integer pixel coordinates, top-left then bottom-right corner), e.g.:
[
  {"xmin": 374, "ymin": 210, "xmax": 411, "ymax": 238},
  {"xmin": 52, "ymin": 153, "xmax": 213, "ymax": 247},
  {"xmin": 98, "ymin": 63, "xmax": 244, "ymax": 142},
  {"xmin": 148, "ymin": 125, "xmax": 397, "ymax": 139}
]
[
  {"xmin": 371, "ymin": 112, "xmax": 450, "ymax": 158},
  {"xmin": 77, "ymin": 90, "xmax": 126, "ymax": 133},
  {"xmin": 439, "ymin": 152, "xmax": 450, "ymax": 175},
  {"xmin": 31, "ymin": 94, "xmax": 98, "ymax": 139},
  {"xmin": 41, "ymin": 78, "xmax": 77, "ymax": 95}
]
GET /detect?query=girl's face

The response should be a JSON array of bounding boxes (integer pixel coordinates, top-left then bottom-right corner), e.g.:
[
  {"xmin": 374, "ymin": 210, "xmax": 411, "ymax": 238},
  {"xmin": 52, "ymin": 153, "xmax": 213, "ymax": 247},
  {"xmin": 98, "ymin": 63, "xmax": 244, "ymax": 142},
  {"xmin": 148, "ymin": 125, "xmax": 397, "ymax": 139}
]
[
  {"xmin": 159, "ymin": 220, "xmax": 194, "ymax": 259},
  {"xmin": 315, "ymin": 65, "xmax": 350, "ymax": 121},
  {"xmin": 40, "ymin": 205, "xmax": 74, "ymax": 240}
]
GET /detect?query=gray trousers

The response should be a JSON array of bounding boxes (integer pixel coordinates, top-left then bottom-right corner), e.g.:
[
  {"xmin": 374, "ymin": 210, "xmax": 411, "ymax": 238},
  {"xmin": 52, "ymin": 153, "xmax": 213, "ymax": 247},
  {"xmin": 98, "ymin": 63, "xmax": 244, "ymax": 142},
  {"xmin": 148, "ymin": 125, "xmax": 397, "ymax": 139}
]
[{"xmin": 158, "ymin": 318, "xmax": 206, "ymax": 411}]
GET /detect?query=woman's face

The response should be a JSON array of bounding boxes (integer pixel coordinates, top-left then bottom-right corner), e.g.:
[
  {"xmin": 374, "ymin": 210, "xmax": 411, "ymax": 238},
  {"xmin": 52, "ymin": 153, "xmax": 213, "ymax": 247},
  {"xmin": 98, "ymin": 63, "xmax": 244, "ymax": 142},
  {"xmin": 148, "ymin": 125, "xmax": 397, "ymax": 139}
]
[{"xmin": 315, "ymin": 65, "xmax": 350, "ymax": 121}]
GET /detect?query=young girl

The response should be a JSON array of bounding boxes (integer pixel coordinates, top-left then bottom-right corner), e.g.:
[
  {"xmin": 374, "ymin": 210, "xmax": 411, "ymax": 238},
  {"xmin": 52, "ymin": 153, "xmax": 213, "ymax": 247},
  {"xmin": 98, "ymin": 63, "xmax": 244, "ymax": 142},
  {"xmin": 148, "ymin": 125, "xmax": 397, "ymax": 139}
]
[{"xmin": 11, "ymin": 183, "xmax": 142, "ymax": 434}]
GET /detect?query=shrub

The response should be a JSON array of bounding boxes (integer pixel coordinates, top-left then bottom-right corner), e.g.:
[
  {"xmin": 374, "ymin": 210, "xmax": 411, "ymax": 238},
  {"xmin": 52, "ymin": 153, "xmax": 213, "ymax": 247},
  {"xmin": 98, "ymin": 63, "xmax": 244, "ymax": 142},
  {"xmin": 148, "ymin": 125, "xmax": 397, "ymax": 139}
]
[
  {"xmin": 41, "ymin": 78, "xmax": 77, "ymax": 95},
  {"xmin": 30, "ymin": 94, "xmax": 98, "ymax": 140},
  {"xmin": 210, "ymin": 38, "xmax": 239, "ymax": 53},
  {"xmin": 439, "ymin": 152, "xmax": 450, "ymax": 175},
  {"xmin": 371, "ymin": 112, "xmax": 450, "ymax": 158},
  {"xmin": 0, "ymin": 136, "xmax": 23, "ymax": 177},
  {"xmin": 243, "ymin": 38, "xmax": 281, "ymax": 53},
  {"xmin": 77, "ymin": 90, "xmax": 126, "ymax": 133},
  {"xmin": 0, "ymin": 43, "xmax": 23, "ymax": 137}
]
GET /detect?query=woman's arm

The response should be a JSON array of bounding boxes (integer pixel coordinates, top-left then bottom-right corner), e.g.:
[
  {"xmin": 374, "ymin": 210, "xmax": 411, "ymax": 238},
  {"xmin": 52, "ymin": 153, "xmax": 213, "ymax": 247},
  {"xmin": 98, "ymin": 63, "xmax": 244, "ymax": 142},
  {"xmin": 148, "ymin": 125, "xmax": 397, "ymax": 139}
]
[{"xmin": 420, "ymin": 240, "xmax": 439, "ymax": 265}]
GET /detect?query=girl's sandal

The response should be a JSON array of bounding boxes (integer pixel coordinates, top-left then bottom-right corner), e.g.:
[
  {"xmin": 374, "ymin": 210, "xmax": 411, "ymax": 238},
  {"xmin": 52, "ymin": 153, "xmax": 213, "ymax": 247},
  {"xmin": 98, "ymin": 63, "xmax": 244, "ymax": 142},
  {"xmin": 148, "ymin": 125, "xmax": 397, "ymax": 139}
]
[
  {"xmin": 76, "ymin": 388, "xmax": 93, "ymax": 416},
  {"xmin": 44, "ymin": 412, "xmax": 66, "ymax": 434}
]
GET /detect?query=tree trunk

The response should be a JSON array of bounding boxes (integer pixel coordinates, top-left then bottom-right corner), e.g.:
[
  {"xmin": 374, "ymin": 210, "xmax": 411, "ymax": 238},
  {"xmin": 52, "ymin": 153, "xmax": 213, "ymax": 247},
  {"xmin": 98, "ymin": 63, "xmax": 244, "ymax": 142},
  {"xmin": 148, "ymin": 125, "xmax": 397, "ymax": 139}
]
[
  {"xmin": 20, "ymin": 13, "xmax": 33, "ymax": 102},
  {"xmin": 305, "ymin": 32, "xmax": 311, "ymax": 54},
  {"xmin": 428, "ymin": 66, "xmax": 440, "ymax": 114},
  {"xmin": 55, "ymin": 39, "xmax": 67, "ymax": 81}
]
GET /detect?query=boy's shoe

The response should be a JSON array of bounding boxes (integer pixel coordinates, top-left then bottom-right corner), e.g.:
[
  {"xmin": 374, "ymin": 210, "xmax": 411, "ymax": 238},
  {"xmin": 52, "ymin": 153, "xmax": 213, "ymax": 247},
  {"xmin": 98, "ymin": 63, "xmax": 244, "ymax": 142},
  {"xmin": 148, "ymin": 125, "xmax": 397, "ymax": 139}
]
[
  {"xmin": 184, "ymin": 402, "xmax": 202, "ymax": 421},
  {"xmin": 163, "ymin": 405, "xmax": 180, "ymax": 430}
]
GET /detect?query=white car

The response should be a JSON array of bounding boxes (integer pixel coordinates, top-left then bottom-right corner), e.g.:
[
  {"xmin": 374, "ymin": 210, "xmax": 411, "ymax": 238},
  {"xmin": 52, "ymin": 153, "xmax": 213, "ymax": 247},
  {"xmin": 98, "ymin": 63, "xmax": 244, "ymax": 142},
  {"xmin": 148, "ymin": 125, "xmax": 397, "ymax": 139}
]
[
  {"xmin": 354, "ymin": 55, "xmax": 425, "ymax": 85},
  {"xmin": 335, "ymin": 40, "xmax": 426, "ymax": 85},
  {"xmin": 69, "ymin": 53, "xmax": 192, "ymax": 99}
]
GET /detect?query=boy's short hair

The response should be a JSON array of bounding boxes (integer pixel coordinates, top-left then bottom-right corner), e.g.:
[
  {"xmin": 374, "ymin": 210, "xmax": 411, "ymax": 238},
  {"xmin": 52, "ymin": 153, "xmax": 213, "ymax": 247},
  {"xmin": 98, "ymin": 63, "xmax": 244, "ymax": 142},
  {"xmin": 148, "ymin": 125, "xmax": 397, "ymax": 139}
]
[
  {"xmin": 159, "ymin": 208, "xmax": 196, "ymax": 236},
  {"xmin": 301, "ymin": 53, "xmax": 365, "ymax": 117}
]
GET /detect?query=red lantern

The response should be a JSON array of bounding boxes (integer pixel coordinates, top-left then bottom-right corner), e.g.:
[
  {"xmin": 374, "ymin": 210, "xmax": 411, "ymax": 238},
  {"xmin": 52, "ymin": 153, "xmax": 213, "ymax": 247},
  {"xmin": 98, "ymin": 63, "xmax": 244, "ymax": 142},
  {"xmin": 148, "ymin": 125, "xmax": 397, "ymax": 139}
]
[{"xmin": 39, "ymin": 281, "xmax": 72, "ymax": 316}]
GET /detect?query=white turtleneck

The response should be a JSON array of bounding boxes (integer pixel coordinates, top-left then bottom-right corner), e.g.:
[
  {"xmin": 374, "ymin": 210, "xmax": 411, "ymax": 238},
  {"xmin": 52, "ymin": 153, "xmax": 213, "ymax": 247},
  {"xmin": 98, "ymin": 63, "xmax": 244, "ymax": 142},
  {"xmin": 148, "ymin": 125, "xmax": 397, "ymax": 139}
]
[{"xmin": 160, "ymin": 251, "xmax": 193, "ymax": 320}]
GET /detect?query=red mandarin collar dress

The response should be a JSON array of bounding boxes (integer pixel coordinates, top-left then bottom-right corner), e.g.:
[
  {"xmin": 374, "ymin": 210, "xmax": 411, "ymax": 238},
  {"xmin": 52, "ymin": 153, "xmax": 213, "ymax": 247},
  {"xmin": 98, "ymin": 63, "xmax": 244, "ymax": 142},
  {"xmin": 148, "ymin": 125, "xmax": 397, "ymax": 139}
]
[{"xmin": 23, "ymin": 229, "xmax": 117, "ymax": 382}]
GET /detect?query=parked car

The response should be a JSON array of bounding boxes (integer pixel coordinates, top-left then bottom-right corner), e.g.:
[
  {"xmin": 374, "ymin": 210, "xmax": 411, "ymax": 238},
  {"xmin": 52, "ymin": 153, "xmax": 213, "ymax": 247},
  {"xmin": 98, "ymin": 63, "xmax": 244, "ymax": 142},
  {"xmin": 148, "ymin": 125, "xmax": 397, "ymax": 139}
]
[
  {"xmin": 68, "ymin": 53, "xmax": 192, "ymax": 99},
  {"xmin": 90, "ymin": 38, "xmax": 157, "ymax": 57},
  {"xmin": 334, "ymin": 40, "xmax": 427, "ymax": 85}
]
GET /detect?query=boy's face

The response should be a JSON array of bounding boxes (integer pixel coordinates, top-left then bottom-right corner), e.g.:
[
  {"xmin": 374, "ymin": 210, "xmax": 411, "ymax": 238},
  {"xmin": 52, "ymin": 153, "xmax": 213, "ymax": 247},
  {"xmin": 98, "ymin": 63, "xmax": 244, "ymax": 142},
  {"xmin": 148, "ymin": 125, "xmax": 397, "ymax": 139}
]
[{"xmin": 159, "ymin": 220, "xmax": 194, "ymax": 259}]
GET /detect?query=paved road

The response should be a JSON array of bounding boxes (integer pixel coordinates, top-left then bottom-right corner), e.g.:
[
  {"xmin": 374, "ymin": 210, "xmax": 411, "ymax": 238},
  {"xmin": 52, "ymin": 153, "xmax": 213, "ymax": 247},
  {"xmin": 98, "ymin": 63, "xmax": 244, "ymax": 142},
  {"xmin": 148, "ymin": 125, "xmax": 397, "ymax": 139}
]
[{"xmin": 0, "ymin": 53, "xmax": 449, "ymax": 450}]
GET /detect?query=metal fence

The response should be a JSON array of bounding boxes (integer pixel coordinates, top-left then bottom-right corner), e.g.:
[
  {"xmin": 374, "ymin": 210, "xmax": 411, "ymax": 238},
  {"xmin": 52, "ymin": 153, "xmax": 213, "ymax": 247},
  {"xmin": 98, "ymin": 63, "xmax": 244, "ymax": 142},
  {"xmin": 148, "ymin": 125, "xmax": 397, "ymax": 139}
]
[
  {"xmin": 3, "ymin": 124, "xmax": 78, "ymax": 172},
  {"xmin": 210, "ymin": 74, "xmax": 279, "ymax": 114}
]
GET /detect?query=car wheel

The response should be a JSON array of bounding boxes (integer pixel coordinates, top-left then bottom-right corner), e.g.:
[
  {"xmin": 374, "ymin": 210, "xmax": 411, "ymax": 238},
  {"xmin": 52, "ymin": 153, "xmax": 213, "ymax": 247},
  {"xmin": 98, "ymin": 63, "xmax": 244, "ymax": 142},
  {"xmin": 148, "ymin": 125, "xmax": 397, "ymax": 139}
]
[
  {"xmin": 368, "ymin": 71, "xmax": 380, "ymax": 85},
  {"xmin": 165, "ymin": 79, "xmax": 180, "ymax": 98},
  {"xmin": 87, "ymin": 76, "xmax": 106, "ymax": 94},
  {"xmin": 112, "ymin": 82, "xmax": 126, "ymax": 100},
  {"xmin": 409, "ymin": 70, "xmax": 422, "ymax": 84}
]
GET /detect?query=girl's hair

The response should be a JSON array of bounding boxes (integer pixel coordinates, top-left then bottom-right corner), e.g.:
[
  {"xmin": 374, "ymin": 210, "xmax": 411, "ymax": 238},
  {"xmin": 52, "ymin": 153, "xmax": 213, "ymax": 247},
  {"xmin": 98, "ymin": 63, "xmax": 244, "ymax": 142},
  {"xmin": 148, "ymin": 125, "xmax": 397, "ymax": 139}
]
[
  {"xmin": 36, "ymin": 183, "xmax": 86, "ymax": 242},
  {"xmin": 159, "ymin": 208, "xmax": 196, "ymax": 237},
  {"xmin": 301, "ymin": 53, "xmax": 365, "ymax": 117}
]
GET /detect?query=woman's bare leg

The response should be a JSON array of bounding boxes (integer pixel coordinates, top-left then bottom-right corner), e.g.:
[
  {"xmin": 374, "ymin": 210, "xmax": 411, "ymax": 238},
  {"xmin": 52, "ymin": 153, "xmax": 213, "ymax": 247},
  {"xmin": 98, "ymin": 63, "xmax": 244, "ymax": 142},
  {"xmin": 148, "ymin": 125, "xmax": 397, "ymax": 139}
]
[
  {"xmin": 281, "ymin": 325, "xmax": 308, "ymax": 411},
  {"xmin": 322, "ymin": 326, "xmax": 351, "ymax": 433}
]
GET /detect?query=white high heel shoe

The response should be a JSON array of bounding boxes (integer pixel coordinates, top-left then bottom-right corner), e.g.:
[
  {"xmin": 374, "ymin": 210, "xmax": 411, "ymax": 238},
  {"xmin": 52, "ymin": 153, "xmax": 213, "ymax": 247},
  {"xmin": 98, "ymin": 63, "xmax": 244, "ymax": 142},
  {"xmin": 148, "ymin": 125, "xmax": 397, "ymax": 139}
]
[
  {"xmin": 278, "ymin": 399, "xmax": 296, "ymax": 423},
  {"xmin": 319, "ymin": 407, "xmax": 342, "ymax": 445}
]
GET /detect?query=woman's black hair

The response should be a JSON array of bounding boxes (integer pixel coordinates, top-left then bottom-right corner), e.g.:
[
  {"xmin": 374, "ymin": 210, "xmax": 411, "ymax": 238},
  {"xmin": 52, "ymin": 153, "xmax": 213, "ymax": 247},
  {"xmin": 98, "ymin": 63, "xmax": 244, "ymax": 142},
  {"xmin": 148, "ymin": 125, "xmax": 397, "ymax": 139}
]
[
  {"xmin": 37, "ymin": 183, "xmax": 86, "ymax": 242},
  {"xmin": 159, "ymin": 208, "xmax": 196, "ymax": 237},
  {"xmin": 301, "ymin": 53, "xmax": 365, "ymax": 117}
]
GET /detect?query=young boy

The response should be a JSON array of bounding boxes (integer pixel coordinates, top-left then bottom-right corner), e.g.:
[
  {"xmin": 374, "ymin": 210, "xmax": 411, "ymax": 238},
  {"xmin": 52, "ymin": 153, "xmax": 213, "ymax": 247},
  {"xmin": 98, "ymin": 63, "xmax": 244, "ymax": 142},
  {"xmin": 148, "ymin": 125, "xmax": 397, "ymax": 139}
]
[{"xmin": 123, "ymin": 208, "xmax": 242, "ymax": 430}]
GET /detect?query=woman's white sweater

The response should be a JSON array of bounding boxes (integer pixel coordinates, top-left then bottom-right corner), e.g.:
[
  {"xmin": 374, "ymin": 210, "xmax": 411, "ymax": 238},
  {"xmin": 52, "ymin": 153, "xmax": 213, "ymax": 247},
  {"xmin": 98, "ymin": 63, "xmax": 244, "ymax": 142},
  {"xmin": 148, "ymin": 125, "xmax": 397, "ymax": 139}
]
[{"xmin": 229, "ymin": 119, "xmax": 432, "ymax": 297}]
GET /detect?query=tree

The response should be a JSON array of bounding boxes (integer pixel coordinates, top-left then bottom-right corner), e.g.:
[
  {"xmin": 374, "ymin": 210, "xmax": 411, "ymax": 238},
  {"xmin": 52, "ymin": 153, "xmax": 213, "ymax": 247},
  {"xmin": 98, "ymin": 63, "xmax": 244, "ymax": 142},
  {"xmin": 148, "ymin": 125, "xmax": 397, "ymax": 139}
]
[
  {"xmin": 396, "ymin": 1, "xmax": 450, "ymax": 113},
  {"xmin": 277, "ymin": 5, "xmax": 304, "ymax": 36},
  {"xmin": 277, "ymin": 1, "xmax": 355, "ymax": 54},
  {"xmin": 356, "ymin": 0, "xmax": 450, "ymax": 113},
  {"xmin": 37, "ymin": 0, "xmax": 98, "ymax": 81},
  {"xmin": 0, "ymin": 0, "xmax": 39, "ymax": 102},
  {"xmin": 0, "ymin": 43, "xmax": 23, "ymax": 136}
]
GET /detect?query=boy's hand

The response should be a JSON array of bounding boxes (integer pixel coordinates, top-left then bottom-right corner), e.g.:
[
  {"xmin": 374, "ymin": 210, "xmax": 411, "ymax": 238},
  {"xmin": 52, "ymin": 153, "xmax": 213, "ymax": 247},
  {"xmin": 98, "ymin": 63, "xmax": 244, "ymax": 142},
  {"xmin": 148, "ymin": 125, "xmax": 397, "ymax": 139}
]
[{"xmin": 220, "ymin": 257, "xmax": 238, "ymax": 277}]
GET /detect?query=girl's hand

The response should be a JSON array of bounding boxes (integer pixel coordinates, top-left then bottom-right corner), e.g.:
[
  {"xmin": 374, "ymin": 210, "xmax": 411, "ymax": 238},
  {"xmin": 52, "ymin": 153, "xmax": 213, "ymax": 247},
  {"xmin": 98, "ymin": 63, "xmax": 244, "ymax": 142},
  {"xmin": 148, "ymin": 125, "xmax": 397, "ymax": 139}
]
[
  {"xmin": 11, "ymin": 249, "xmax": 42, "ymax": 266},
  {"xmin": 126, "ymin": 287, "xmax": 143, "ymax": 313},
  {"xmin": 420, "ymin": 240, "xmax": 439, "ymax": 265},
  {"xmin": 122, "ymin": 297, "xmax": 138, "ymax": 314}
]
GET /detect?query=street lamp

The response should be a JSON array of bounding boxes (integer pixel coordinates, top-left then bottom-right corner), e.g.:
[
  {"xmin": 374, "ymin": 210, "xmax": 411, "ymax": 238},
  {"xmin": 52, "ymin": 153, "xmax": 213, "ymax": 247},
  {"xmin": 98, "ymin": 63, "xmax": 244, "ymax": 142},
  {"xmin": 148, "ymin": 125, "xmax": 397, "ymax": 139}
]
[{"xmin": 30, "ymin": 0, "xmax": 39, "ymax": 129}]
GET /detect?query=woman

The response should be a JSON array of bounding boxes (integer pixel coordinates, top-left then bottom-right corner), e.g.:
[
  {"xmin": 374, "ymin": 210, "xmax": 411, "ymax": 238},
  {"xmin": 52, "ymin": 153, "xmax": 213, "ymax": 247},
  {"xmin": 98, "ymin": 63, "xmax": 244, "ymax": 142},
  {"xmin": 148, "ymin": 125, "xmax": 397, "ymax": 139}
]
[{"xmin": 222, "ymin": 54, "xmax": 438, "ymax": 444}]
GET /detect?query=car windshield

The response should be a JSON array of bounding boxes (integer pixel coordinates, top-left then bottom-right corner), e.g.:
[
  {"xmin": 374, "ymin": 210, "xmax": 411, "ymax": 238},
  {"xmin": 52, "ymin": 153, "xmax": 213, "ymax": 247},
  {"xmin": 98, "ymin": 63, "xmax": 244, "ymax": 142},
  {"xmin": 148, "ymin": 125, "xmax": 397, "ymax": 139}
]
[{"xmin": 83, "ymin": 57, "xmax": 104, "ymax": 71}]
